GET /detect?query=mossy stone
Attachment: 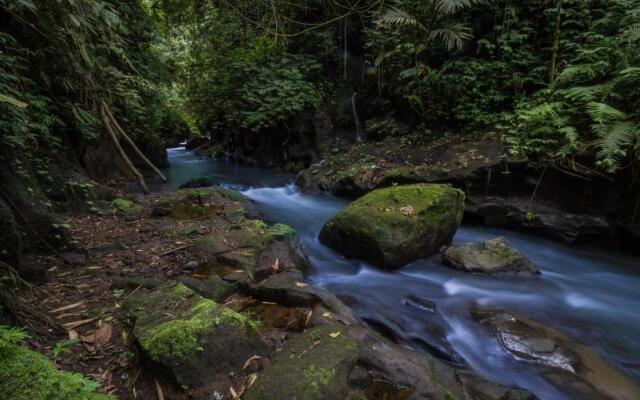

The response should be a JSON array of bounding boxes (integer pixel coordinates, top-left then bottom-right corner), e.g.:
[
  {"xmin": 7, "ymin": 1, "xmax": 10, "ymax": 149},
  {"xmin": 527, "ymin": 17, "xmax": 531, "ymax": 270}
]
[
  {"xmin": 244, "ymin": 326, "xmax": 359, "ymax": 400},
  {"xmin": 0, "ymin": 342, "xmax": 112, "ymax": 400},
  {"xmin": 443, "ymin": 237, "xmax": 540, "ymax": 274},
  {"xmin": 123, "ymin": 281, "xmax": 266, "ymax": 387},
  {"xmin": 319, "ymin": 184, "xmax": 465, "ymax": 268}
]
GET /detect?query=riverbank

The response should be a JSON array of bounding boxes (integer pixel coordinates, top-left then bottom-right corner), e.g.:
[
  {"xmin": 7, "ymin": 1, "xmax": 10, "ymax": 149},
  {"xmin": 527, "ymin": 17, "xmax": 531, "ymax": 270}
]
[
  {"xmin": 3, "ymin": 147, "xmax": 640, "ymax": 400},
  {"xmin": 5, "ymin": 185, "xmax": 538, "ymax": 400}
]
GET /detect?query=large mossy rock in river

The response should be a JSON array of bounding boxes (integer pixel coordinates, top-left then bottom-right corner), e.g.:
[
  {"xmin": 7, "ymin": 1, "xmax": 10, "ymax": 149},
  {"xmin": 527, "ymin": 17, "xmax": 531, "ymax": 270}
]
[
  {"xmin": 443, "ymin": 237, "xmax": 540, "ymax": 274},
  {"xmin": 123, "ymin": 281, "xmax": 267, "ymax": 388},
  {"xmin": 319, "ymin": 184, "xmax": 465, "ymax": 269}
]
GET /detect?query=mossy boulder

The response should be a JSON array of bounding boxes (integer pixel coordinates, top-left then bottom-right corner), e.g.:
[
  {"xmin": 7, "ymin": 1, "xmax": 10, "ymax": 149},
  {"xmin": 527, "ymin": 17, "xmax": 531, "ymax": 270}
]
[
  {"xmin": 319, "ymin": 184, "xmax": 465, "ymax": 268},
  {"xmin": 244, "ymin": 326, "xmax": 359, "ymax": 400},
  {"xmin": 123, "ymin": 281, "xmax": 266, "ymax": 388},
  {"xmin": 443, "ymin": 237, "xmax": 540, "ymax": 274},
  {"xmin": 0, "ymin": 342, "xmax": 111, "ymax": 400}
]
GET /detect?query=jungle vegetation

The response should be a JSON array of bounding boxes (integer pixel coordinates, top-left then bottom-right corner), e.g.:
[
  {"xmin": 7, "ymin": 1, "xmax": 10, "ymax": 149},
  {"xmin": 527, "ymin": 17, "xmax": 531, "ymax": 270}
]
[{"xmin": 1, "ymin": 0, "xmax": 640, "ymax": 173}]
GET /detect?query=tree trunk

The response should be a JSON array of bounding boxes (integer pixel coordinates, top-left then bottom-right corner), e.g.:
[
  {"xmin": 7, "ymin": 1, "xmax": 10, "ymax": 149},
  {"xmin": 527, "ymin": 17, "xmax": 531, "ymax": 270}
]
[
  {"xmin": 549, "ymin": 0, "xmax": 564, "ymax": 84},
  {"xmin": 100, "ymin": 104, "xmax": 149, "ymax": 195}
]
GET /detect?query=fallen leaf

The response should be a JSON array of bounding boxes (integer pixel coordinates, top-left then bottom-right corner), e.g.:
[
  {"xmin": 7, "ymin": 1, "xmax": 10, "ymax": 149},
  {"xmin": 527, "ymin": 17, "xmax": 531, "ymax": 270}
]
[
  {"xmin": 295, "ymin": 282, "xmax": 308, "ymax": 287},
  {"xmin": 329, "ymin": 331, "xmax": 341, "ymax": 338},
  {"xmin": 271, "ymin": 257, "xmax": 280, "ymax": 273},
  {"xmin": 68, "ymin": 330, "xmax": 79, "ymax": 340},
  {"xmin": 242, "ymin": 355, "xmax": 263, "ymax": 370},
  {"xmin": 229, "ymin": 386, "xmax": 239, "ymax": 400},
  {"xmin": 245, "ymin": 373, "xmax": 258, "ymax": 390},
  {"xmin": 62, "ymin": 318, "xmax": 95, "ymax": 330},
  {"xmin": 400, "ymin": 205, "xmax": 414, "ymax": 216},
  {"xmin": 322, "ymin": 312, "xmax": 333, "ymax": 319},
  {"xmin": 154, "ymin": 379, "xmax": 165, "ymax": 400},
  {"xmin": 94, "ymin": 322, "xmax": 113, "ymax": 347},
  {"xmin": 50, "ymin": 301, "xmax": 85, "ymax": 314}
]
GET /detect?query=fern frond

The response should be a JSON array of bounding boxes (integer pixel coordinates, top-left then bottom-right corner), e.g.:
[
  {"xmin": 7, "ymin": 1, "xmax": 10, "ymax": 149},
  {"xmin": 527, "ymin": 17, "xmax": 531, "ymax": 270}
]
[
  {"xmin": 586, "ymin": 102, "xmax": 627, "ymax": 125},
  {"xmin": 593, "ymin": 121, "xmax": 638, "ymax": 169}
]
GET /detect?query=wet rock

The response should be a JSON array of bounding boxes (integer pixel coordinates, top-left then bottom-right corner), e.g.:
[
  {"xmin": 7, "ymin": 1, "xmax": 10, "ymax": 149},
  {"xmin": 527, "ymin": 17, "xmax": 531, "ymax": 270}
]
[
  {"xmin": 179, "ymin": 176, "xmax": 214, "ymax": 189},
  {"xmin": 185, "ymin": 136, "xmax": 211, "ymax": 150},
  {"xmin": 473, "ymin": 308, "xmax": 640, "ymax": 400},
  {"xmin": 123, "ymin": 281, "xmax": 267, "ymax": 388},
  {"xmin": 402, "ymin": 295, "xmax": 436, "ymax": 312},
  {"xmin": 466, "ymin": 196, "xmax": 614, "ymax": 245},
  {"xmin": 319, "ymin": 184, "xmax": 465, "ymax": 269},
  {"xmin": 443, "ymin": 237, "xmax": 540, "ymax": 274}
]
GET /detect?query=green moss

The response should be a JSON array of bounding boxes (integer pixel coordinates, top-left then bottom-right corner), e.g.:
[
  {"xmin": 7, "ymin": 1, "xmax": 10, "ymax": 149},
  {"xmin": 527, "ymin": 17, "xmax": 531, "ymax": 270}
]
[
  {"xmin": 129, "ymin": 283, "xmax": 260, "ymax": 360},
  {"xmin": 244, "ymin": 326, "xmax": 358, "ymax": 400},
  {"xmin": 111, "ymin": 198, "xmax": 134, "ymax": 212},
  {"xmin": 0, "ymin": 343, "xmax": 112, "ymax": 400},
  {"xmin": 266, "ymin": 223, "xmax": 297, "ymax": 241},
  {"xmin": 320, "ymin": 184, "xmax": 465, "ymax": 268},
  {"xmin": 187, "ymin": 188, "xmax": 214, "ymax": 200},
  {"xmin": 217, "ymin": 187, "xmax": 247, "ymax": 202}
]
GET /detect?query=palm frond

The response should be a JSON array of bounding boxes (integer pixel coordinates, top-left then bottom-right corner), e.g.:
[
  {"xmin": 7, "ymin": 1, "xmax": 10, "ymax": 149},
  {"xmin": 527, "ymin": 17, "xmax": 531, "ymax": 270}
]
[
  {"xmin": 379, "ymin": 8, "xmax": 426, "ymax": 31},
  {"xmin": 435, "ymin": 0, "xmax": 487, "ymax": 15},
  {"xmin": 429, "ymin": 23, "xmax": 473, "ymax": 50}
]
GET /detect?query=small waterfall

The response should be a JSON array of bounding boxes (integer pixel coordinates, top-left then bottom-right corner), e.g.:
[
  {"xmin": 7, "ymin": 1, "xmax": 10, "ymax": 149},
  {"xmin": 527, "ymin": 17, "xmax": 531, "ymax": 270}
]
[{"xmin": 352, "ymin": 91, "xmax": 363, "ymax": 142}]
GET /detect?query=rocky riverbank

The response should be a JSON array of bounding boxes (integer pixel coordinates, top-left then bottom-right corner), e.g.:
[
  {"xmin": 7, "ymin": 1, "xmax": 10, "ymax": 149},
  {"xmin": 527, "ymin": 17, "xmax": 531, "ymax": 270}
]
[
  {"xmin": 294, "ymin": 134, "xmax": 640, "ymax": 253},
  {"xmin": 4, "ymin": 185, "xmax": 538, "ymax": 400}
]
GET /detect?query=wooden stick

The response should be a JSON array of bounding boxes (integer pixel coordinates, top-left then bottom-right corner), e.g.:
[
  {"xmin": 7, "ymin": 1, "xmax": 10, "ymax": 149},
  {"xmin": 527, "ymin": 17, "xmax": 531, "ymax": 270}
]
[
  {"xmin": 100, "ymin": 104, "xmax": 149, "ymax": 194},
  {"xmin": 102, "ymin": 100, "xmax": 167, "ymax": 182}
]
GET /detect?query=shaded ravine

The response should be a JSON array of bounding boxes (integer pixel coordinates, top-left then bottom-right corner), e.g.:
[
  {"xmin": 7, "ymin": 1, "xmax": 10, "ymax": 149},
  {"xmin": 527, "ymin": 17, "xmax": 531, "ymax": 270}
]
[{"xmin": 157, "ymin": 147, "xmax": 640, "ymax": 399}]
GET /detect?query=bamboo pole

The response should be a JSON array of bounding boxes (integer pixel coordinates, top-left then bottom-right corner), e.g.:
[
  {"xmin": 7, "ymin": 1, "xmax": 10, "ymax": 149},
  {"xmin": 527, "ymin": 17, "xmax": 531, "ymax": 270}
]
[
  {"xmin": 100, "ymin": 104, "xmax": 149, "ymax": 195},
  {"xmin": 101, "ymin": 100, "xmax": 167, "ymax": 182}
]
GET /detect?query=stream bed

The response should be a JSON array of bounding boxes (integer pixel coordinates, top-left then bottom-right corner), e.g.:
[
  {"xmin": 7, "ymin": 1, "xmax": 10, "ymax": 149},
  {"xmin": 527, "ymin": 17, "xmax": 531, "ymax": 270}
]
[{"xmin": 154, "ymin": 146, "xmax": 640, "ymax": 399}]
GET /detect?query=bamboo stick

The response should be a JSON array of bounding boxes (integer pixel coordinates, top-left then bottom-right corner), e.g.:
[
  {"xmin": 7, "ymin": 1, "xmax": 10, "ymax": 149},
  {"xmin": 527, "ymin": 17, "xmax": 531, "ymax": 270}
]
[
  {"xmin": 100, "ymin": 104, "xmax": 149, "ymax": 194},
  {"xmin": 101, "ymin": 100, "xmax": 167, "ymax": 182}
]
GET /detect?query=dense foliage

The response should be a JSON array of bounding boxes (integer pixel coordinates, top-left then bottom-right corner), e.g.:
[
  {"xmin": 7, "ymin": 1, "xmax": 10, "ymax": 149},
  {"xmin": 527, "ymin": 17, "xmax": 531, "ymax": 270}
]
[
  {"xmin": 0, "ymin": 0, "xmax": 185, "ymax": 158},
  {"xmin": 2, "ymin": 0, "xmax": 639, "ymax": 173}
]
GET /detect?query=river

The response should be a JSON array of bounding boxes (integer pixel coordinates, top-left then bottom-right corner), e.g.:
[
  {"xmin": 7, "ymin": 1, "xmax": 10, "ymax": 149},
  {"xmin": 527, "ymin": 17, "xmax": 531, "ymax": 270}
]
[{"xmin": 154, "ymin": 146, "xmax": 640, "ymax": 399}]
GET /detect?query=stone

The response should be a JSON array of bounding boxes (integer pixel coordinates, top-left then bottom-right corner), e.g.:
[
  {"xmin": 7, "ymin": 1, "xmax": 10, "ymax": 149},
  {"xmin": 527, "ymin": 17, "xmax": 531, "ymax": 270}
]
[
  {"xmin": 123, "ymin": 281, "xmax": 266, "ymax": 388},
  {"xmin": 0, "ymin": 342, "xmax": 111, "ymax": 400},
  {"xmin": 473, "ymin": 308, "xmax": 640, "ymax": 400},
  {"xmin": 319, "ymin": 184, "xmax": 465, "ymax": 268},
  {"xmin": 442, "ymin": 237, "xmax": 540, "ymax": 274}
]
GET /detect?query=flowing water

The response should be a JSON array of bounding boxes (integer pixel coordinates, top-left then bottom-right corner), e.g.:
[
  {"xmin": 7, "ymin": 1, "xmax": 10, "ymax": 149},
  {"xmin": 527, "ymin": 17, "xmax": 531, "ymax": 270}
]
[{"xmin": 157, "ymin": 146, "xmax": 640, "ymax": 399}]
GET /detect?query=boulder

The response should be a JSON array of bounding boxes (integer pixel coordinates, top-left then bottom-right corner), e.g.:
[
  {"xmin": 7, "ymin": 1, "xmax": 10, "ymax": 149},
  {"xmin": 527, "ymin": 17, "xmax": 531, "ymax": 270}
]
[
  {"xmin": 123, "ymin": 281, "xmax": 267, "ymax": 388},
  {"xmin": 443, "ymin": 237, "xmax": 540, "ymax": 274},
  {"xmin": 178, "ymin": 176, "xmax": 214, "ymax": 189},
  {"xmin": 0, "ymin": 342, "xmax": 111, "ymax": 400},
  {"xmin": 185, "ymin": 136, "xmax": 211, "ymax": 150},
  {"xmin": 319, "ymin": 184, "xmax": 465, "ymax": 268},
  {"xmin": 473, "ymin": 308, "xmax": 640, "ymax": 400},
  {"xmin": 243, "ymin": 325, "xmax": 359, "ymax": 400}
]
